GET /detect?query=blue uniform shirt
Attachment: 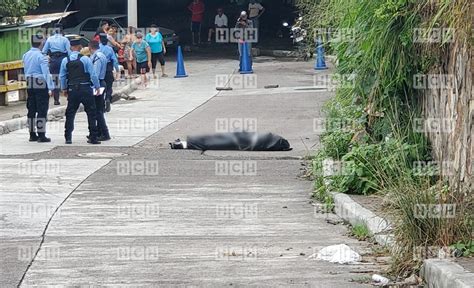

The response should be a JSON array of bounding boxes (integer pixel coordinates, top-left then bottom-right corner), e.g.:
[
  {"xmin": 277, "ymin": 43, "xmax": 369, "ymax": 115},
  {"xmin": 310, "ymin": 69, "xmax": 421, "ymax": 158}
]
[
  {"xmin": 42, "ymin": 33, "xmax": 71, "ymax": 55},
  {"xmin": 22, "ymin": 47, "xmax": 55, "ymax": 90},
  {"xmin": 91, "ymin": 51, "xmax": 108, "ymax": 81},
  {"xmin": 99, "ymin": 43, "xmax": 119, "ymax": 72},
  {"xmin": 59, "ymin": 51, "xmax": 100, "ymax": 90}
]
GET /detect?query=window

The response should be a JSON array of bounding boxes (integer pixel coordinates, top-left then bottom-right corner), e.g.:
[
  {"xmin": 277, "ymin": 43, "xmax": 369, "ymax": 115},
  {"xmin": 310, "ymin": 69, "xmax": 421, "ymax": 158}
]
[
  {"xmin": 81, "ymin": 19, "xmax": 101, "ymax": 32},
  {"xmin": 115, "ymin": 17, "xmax": 127, "ymax": 29}
]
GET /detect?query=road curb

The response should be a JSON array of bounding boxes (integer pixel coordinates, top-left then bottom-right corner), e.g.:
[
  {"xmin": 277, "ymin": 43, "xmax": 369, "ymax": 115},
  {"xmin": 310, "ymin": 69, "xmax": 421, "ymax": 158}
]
[
  {"xmin": 257, "ymin": 49, "xmax": 337, "ymax": 64},
  {"xmin": 421, "ymin": 259, "xmax": 474, "ymax": 288},
  {"xmin": 0, "ymin": 78, "xmax": 140, "ymax": 136},
  {"xmin": 329, "ymin": 191, "xmax": 474, "ymax": 288},
  {"xmin": 330, "ymin": 192, "xmax": 394, "ymax": 246}
]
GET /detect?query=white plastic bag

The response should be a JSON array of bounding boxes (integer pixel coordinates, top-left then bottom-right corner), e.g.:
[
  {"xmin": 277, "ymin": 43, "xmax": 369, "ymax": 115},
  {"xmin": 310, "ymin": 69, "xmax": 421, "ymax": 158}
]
[{"xmin": 316, "ymin": 244, "xmax": 361, "ymax": 264}]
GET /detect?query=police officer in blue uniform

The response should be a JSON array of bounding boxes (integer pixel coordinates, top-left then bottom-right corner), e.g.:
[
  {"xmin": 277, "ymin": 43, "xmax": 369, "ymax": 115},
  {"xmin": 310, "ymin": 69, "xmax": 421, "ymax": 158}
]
[
  {"xmin": 23, "ymin": 35, "xmax": 55, "ymax": 142},
  {"xmin": 42, "ymin": 23, "xmax": 70, "ymax": 106},
  {"xmin": 89, "ymin": 40, "xmax": 111, "ymax": 141},
  {"xmin": 99, "ymin": 33, "xmax": 119, "ymax": 113},
  {"xmin": 59, "ymin": 37, "xmax": 101, "ymax": 145}
]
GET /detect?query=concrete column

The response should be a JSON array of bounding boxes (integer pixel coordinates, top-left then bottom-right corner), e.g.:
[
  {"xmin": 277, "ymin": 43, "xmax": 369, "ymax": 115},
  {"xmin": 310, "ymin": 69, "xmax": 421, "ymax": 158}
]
[{"xmin": 128, "ymin": 0, "xmax": 138, "ymax": 27}]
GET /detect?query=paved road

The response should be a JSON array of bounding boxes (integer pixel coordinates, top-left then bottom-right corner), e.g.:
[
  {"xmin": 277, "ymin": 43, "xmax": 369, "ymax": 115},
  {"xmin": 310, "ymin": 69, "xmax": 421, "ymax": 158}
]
[{"xmin": 0, "ymin": 58, "xmax": 381, "ymax": 287}]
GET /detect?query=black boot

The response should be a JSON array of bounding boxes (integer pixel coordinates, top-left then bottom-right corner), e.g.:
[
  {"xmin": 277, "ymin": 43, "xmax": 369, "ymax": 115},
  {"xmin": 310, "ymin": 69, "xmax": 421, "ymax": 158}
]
[
  {"xmin": 65, "ymin": 135, "xmax": 72, "ymax": 144},
  {"xmin": 87, "ymin": 138, "xmax": 102, "ymax": 145},
  {"xmin": 29, "ymin": 132, "xmax": 39, "ymax": 142},
  {"xmin": 105, "ymin": 99, "xmax": 111, "ymax": 113},
  {"xmin": 99, "ymin": 133, "xmax": 111, "ymax": 141},
  {"xmin": 37, "ymin": 133, "xmax": 51, "ymax": 143}
]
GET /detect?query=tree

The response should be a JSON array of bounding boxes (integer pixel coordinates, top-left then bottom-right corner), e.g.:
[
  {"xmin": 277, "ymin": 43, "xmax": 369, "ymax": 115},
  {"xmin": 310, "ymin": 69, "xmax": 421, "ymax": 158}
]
[{"xmin": 0, "ymin": 0, "xmax": 39, "ymax": 24}]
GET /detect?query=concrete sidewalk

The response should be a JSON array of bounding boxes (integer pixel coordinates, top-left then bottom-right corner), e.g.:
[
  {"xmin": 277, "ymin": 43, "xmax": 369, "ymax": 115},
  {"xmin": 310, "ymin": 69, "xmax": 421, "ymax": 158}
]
[
  {"xmin": 1, "ymin": 58, "xmax": 384, "ymax": 287},
  {"xmin": 0, "ymin": 59, "xmax": 237, "ymax": 155}
]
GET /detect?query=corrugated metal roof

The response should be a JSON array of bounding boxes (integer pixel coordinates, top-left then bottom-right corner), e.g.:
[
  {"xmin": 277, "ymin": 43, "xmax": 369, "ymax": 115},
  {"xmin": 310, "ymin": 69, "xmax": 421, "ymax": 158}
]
[{"xmin": 0, "ymin": 11, "xmax": 77, "ymax": 32}]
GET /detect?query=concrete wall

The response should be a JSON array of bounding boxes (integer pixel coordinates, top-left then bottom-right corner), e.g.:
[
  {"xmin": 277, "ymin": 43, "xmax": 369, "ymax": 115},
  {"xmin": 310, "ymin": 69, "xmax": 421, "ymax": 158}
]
[{"xmin": 420, "ymin": 37, "xmax": 473, "ymax": 192}]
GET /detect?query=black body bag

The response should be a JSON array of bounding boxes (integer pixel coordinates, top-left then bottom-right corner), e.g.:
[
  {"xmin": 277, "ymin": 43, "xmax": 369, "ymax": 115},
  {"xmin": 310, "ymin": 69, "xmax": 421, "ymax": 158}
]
[{"xmin": 170, "ymin": 132, "xmax": 292, "ymax": 151}]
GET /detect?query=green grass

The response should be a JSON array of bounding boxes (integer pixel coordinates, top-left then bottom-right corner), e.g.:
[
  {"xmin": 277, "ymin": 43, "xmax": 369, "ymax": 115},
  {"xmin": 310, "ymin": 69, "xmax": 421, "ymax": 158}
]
[
  {"xmin": 350, "ymin": 223, "xmax": 371, "ymax": 241},
  {"xmin": 299, "ymin": 0, "xmax": 472, "ymax": 276}
]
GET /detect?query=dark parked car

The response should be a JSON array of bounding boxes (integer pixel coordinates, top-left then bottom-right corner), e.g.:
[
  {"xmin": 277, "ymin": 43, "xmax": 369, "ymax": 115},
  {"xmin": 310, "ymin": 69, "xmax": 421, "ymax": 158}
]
[{"xmin": 64, "ymin": 14, "xmax": 179, "ymax": 47}]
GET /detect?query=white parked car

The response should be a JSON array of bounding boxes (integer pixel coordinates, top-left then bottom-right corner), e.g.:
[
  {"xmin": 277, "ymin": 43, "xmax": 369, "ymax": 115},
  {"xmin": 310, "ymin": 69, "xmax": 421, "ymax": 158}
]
[{"xmin": 64, "ymin": 14, "xmax": 179, "ymax": 47}]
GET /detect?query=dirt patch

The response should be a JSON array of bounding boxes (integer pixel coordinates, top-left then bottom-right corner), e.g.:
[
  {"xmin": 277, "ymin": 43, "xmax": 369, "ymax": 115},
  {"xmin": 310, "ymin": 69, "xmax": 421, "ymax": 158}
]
[
  {"xmin": 456, "ymin": 257, "xmax": 474, "ymax": 273},
  {"xmin": 348, "ymin": 194, "xmax": 394, "ymax": 223}
]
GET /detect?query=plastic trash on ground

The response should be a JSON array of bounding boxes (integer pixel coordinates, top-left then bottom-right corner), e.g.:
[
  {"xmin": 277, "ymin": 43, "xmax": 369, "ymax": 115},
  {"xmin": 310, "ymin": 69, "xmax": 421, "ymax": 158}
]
[
  {"xmin": 316, "ymin": 244, "xmax": 361, "ymax": 264},
  {"xmin": 372, "ymin": 274, "xmax": 390, "ymax": 285}
]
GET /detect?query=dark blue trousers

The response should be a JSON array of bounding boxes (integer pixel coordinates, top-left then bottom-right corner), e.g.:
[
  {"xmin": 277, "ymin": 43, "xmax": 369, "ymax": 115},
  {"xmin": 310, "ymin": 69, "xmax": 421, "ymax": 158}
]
[
  {"xmin": 26, "ymin": 80, "xmax": 49, "ymax": 135},
  {"xmin": 105, "ymin": 69, "xmax": 114, "ymax": 102},
  {"xmin": 49, "ymin": 55, "xmax": 66, "ymax": 103},
  {"xmin": 96, "ymin": 80, "xmax": 110, "ymax": 137},
  {"xmin": 64, "ymin": 85, "xmax": 99, "ymax": 141}
]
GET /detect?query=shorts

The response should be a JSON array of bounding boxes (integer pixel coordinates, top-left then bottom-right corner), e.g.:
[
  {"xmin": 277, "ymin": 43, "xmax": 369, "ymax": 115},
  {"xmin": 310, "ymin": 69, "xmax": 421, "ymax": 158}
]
[
  {"xmin": 151, "ymin": 52, "xmax": 165, "ymax": 68},
  {"xmin": 137, "ymin": 61, "xmax": 149, "ymax": 73},
  {"xmin": 191, "ymin": 21, "xmax": 202, "ymax": 33}
]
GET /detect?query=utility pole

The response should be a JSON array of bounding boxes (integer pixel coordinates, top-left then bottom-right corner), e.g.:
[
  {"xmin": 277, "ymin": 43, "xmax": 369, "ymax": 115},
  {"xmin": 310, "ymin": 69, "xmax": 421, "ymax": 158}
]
[{"xmin": 127, "ymin": 0, "xmax": 138, "ymax": 27}]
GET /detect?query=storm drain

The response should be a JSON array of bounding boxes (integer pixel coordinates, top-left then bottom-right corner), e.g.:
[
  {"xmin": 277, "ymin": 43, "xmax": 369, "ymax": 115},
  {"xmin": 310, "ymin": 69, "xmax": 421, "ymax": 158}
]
[{"xmin": 77, "ymin": 152, "xmax": 128, "ymax": 158}]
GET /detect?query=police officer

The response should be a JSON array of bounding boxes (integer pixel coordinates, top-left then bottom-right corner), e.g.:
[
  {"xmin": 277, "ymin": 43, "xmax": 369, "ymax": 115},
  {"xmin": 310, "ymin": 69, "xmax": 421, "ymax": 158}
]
[
  {"xmin": 23, "ymin": 35, "xmax": 55, "ymax": 143},
  {"xmin": 59, "ymin": 37, "xmax": 101, "ymax": 145},
  {"xmin": 43, "ymin": 23, "xmax": 70, "ymax": 106},
  {"xmin": 99, "ymin": 33, "xmax": 119, "ymax": 113},
  {"xmin": 89, "ymin": 40, "xmax": 111, "ymax": 141}
]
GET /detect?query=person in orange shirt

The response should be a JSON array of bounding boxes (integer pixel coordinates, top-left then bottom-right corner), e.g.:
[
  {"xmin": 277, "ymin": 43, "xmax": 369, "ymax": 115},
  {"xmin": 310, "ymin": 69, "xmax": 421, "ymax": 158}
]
[{"xmin": 188, "ymin": 0, "xmax": 205, "ymax": 45}]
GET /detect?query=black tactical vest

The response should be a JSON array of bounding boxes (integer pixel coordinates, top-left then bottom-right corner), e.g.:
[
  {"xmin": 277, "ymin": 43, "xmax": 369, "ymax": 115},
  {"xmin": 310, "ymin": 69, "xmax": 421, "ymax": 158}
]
[{"xmin": 66, "ymin": 54, "xmax": 91, "ymax": 86}]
